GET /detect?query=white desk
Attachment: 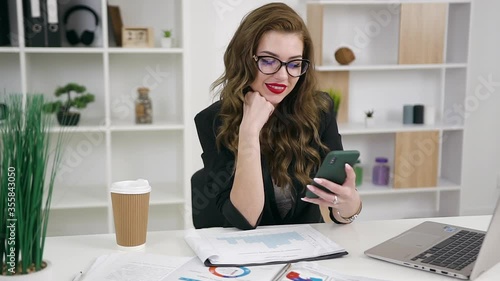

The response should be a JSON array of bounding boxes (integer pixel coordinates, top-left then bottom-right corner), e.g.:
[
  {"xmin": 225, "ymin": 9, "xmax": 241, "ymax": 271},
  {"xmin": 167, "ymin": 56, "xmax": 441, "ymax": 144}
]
[{"xmin": 45, "ymin": 215, "xmax": 495, "ymax": 281}]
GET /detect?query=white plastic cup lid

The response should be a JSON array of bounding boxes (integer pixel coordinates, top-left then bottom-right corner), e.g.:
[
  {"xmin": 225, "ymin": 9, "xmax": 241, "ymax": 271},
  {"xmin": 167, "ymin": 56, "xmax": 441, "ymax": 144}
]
[{"xmin": 110, "ymin": 179, "xmax": 151, "ymax": 194}]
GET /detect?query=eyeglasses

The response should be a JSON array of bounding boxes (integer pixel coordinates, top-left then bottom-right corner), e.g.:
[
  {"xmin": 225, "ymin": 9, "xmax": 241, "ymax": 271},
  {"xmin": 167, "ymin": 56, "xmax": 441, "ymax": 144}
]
[{"xmin": 253, "ymin": 55, "xmax": 310, "ymax": 77}]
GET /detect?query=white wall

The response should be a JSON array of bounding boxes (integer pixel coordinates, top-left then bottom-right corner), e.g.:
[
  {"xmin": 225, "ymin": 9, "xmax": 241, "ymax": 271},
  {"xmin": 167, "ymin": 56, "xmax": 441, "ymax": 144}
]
[
  {"xmin": 186, "ymin": 0, "xmax": 500, "ymax": 216},
  {"xmin": 461, "ymin": 0, "xmax": 500, "ymax": 215}
]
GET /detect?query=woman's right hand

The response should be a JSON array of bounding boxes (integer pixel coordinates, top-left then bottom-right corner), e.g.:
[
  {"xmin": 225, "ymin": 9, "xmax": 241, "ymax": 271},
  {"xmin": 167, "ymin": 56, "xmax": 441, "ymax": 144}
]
[{"xmin": 240, "ymin": 91, "xmax": 275, "ymax": 135}]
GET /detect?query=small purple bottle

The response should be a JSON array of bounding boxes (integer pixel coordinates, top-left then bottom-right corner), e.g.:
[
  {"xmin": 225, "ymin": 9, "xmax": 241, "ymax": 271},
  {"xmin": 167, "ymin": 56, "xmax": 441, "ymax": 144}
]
[{"xmin": 372, "ymin": 157, "xmax": 390, "ymax": 186}]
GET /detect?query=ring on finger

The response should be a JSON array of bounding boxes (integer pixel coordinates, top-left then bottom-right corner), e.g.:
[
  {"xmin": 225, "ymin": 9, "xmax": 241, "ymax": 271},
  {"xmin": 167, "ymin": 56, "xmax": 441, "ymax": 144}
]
[{"xmin": 332, "ymin": 195, "xmax": 339, "ymax": 205}]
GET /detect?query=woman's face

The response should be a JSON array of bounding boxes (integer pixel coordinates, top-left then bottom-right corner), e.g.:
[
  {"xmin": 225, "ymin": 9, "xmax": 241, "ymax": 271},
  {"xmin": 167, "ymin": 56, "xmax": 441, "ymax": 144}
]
[{"xmin": 250, "ymin": 31, "xmax": 304, "ymax": 106}]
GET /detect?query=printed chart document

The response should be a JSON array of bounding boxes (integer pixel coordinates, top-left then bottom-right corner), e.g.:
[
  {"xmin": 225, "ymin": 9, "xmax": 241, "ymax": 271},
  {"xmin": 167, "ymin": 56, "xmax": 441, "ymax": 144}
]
[
  {"xmin": 76, "ymin": 252, "xmax": 391, "ymax": 281},
  {"xmin": 168, "ymin": 256, "xmax": 286, "ymax": 281},
  {"xmin": 184, "ymin": 224, "xmax": 348, "ymax": 267},
  {"xmin": 274, "ymin": 262, "xmax": 391, "ymax": 281},
  {"xmin": 78, "ymin": 253, "xmax": 287, "ymax": 281},
  {"xmin": 79, "ymin": 253, "xmax": 191, "ymax": 281}
]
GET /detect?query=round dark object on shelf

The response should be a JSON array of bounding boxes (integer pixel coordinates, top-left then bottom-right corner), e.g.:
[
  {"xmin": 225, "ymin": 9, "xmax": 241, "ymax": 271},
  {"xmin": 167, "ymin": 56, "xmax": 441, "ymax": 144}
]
[{"xmin": 334, "ymin": 47, "xmax": 355, "ymax": 65}]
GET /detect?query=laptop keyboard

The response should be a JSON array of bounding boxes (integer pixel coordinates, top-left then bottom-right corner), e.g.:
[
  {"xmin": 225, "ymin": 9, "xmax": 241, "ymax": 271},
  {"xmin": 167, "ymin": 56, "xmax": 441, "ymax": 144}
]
[{"xmin": 411, "ymin": 230, "xmax": 485, "ymax": 271}]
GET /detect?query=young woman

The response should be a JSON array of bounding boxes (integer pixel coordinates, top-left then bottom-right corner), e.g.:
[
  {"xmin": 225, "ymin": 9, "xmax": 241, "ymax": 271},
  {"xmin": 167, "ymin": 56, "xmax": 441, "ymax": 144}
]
[{"xmin": 195, "ymin": 3, "xmax": 362, "ymax": 230}]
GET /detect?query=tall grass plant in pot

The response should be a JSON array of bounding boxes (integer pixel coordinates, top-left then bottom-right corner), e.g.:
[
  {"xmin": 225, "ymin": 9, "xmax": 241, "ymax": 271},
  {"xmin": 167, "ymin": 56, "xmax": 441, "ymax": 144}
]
[{"xmin": 0, "ymin": 94, "xmax": 68, "ymax": 279}]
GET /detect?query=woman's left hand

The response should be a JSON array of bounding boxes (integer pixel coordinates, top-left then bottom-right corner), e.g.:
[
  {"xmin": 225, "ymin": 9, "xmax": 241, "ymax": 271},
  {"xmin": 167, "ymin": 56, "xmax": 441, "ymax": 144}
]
[{"xmin": 301, "ymin": 163, "xmax": 361, "ymax": 223}]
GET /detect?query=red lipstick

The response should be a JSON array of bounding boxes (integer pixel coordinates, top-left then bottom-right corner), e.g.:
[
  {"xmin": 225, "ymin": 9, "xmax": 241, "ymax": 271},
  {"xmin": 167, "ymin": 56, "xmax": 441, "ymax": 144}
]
[{"xmin": 266, "ymin": 83, "xmax": 287, "ymax": 94}]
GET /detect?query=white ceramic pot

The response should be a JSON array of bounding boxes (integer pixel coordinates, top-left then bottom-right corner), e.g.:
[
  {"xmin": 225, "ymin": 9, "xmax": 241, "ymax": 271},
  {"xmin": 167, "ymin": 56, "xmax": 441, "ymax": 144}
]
[
  {"xmin": 364, "ymin": 117, "xmax": 375, "ymax": 127},
  {"xmin": 0, "ymin": 261, "xmax": 52, "ymax": 281},
  {"xmin": 161, "ymin": 37, "xmax": 172, "ymax": 48}
]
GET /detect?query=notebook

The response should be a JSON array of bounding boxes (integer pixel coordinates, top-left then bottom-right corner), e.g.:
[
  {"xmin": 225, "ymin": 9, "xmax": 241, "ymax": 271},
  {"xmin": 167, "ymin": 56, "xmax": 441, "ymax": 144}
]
[{"xmin": 364, "ymin": 196, "xmax": 500, "ymax": 280}]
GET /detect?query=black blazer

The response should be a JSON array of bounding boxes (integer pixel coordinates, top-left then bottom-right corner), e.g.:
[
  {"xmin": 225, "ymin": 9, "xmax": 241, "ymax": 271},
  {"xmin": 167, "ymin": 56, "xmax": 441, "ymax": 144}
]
[{"xmin": 194, "ymin": 93, "xmax": 343, "ymax": 230}]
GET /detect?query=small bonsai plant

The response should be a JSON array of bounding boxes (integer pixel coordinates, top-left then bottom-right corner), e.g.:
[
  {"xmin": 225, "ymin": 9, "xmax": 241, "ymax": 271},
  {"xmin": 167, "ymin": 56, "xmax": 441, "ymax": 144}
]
[
  {"xmin": 43, "ymin": 82, "xmax": 95, "ymax": 126},
  {"xmin": 325, "ymin": 88, "xmax": 341, "ymax": 117},
  {"xmin": 161, "ymin": 29, "xmax": 173, "ymax": 48}
]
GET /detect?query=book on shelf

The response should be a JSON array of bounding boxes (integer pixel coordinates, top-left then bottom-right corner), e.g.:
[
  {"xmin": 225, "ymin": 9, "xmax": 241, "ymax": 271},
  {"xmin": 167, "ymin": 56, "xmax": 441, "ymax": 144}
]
[
  {"xmin": 184, "ymin": 224, "xmax": 348, "ymax": 267},
  {"xmin": 107, "ymin": 5, "xmax": 123, "ymax": 47}
]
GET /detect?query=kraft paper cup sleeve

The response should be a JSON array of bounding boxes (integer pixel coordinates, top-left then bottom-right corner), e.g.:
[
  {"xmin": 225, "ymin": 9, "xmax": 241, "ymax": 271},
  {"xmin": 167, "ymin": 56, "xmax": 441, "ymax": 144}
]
[{"xmin": 110, "ymin": 179, "xmax": 151, "ymax": 249}]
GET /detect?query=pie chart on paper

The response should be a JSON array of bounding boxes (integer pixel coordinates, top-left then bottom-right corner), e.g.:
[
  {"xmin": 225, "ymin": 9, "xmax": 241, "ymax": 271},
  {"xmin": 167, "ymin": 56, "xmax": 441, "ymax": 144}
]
[{"xmin": 208, "ymin": 266, "xmax": 251, "ymax": 278}]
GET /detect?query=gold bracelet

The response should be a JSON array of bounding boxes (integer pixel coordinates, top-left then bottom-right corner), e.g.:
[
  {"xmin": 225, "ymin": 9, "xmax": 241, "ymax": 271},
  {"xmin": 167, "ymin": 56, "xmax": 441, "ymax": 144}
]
[{"xmin": 337, "ymin": 201, "xmax": 362, "ymax": 223}]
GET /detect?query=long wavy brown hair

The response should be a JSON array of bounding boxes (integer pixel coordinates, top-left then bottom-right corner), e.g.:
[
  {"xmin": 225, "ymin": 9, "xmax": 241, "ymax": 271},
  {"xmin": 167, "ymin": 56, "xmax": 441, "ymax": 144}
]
[{"xmin": 211, "ymin": 3, "xmax": 331, "ymax": 188}]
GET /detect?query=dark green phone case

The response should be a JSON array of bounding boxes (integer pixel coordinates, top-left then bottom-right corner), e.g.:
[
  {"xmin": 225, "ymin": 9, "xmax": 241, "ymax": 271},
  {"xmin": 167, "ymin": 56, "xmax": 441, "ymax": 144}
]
[{"xmin": 305, "ymin": 150, "xmax": 360, "ymax": 198}]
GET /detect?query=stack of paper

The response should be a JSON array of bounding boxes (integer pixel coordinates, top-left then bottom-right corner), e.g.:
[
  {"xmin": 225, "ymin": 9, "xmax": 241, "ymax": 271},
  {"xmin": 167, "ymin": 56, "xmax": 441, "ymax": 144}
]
[
  {"xmin": 77, "ymin": 253, "xmax": 391, "ymax": 281},
  {"xmin": 77, "ymin": 253, "xmax": 191, "ymax": 281},
  {"xmin": 76, "ymin": 253, "xmax": 285, "ymax": 281},
  {"xmin": 184, "ymin": 224, "xmax": 348, "ymax": 266}
]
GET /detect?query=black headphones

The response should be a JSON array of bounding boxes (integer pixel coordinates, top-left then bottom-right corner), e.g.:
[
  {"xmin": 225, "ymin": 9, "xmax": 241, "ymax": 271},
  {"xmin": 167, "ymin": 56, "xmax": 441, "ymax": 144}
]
[{"xmin": 63, "ymin": 5, "xmax": 99, "ymax": 46}]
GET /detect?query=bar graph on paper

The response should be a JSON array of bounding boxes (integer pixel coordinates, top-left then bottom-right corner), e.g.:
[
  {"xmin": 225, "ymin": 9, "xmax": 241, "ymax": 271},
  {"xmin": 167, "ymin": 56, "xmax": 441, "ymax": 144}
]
[
  {"xmin": 216, "ymin": 231, "xmax": 306, "ymax": 249},
  {"xmin": 198, "ymin": 225, "xmax": 345, "ymax": 264}
]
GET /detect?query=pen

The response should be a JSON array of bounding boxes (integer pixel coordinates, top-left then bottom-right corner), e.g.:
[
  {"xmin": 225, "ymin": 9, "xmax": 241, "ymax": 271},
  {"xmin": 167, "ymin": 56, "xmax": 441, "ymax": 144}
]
[
  {"xmin": 272, "ymin": 263, "xmax": 291, "ymax": 281},
  {"xmin": 72, "ymin": 271, "xmax": 83, "ymax": 281}
]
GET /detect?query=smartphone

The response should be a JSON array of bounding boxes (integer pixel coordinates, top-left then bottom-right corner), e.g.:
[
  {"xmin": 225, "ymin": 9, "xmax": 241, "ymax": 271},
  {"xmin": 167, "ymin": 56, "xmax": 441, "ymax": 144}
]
[{"xmin": 305, "ymin": 150, "xmax": 360, "ymax": 198}]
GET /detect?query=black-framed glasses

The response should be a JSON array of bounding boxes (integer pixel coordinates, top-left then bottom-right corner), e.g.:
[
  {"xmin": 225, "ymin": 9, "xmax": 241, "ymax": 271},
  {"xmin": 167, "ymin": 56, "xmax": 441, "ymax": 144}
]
[{"xmin": 253, "ymin": 55, "xmax": 310, "ymax": 77}]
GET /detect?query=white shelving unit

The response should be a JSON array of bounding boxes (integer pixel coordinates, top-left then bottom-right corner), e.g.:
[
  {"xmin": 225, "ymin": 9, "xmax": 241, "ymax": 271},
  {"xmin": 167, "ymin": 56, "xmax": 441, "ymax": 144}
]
[
  {"xmin": 1, "ymin": 0, "xmax": 477, "ymax": 234},
  {"xmin": 0, "ymin": 0, "xmax": 189, "ymax": 235},
  {"xmin": 307, "ymin": 0, "xmax": 472, "ymax": 220}
]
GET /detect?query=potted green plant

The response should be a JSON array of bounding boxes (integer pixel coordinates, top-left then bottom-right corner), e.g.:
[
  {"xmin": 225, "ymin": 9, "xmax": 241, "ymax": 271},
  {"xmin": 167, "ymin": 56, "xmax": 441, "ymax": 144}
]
[
  {"xmin": 43, "ymin": 83, "xmax": 95, "ymax": 126},
  {"xmin": 364, "ymin": 109, "xmax": 375, "ymax": 127},
  {"xmin": 161, "ymin": 29, "xmax": 172, "ymax": 48},
  {"xmin": 325, "ymin": 88, "xmax": 342, "ymax": 118},
  {"xmin": 1, "ymin": 94, "xmax": 67, "ymax": 279}
]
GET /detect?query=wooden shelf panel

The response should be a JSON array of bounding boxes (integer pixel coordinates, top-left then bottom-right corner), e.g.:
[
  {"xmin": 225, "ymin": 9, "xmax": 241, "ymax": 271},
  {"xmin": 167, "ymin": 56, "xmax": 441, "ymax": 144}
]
[
  {"xmin": 393, "ymin": 131, "xmax": 439, "ymax": 188},
  {"xmin": 316, "ymin": 71, "xmax": 349, "ymax": 123},
  {"xmin": 398, "ymin": 3, "xmax": 447, "ymax": 64}
]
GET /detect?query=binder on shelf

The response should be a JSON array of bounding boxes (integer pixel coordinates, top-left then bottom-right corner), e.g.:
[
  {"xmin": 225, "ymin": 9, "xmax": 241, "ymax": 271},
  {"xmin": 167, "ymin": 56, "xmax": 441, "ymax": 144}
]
[
  {"xmin": 23, "ymin": 0, "xmax": 46, "ymax": 47},
  {"xmin": 43, "ymin": 0, "xmax": 61, "ymax": 47},
  {"xmin": 0, "ymin": 0, "xmax": 11, "ymax": 46}
]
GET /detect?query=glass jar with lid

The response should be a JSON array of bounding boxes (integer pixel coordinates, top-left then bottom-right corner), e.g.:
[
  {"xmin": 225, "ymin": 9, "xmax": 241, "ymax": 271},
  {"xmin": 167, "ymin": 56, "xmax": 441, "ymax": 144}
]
[
  {"xmin": 135, "ymin": 87, "xmax": 152, "ymax": 124},
  {"xmin": 372, "ymin": 157, "xmax": 390, "ymax": 186}
]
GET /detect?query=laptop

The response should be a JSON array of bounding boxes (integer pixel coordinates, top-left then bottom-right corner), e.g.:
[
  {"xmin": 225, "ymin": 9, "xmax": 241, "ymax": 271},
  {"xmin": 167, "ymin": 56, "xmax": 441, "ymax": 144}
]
[{"xmin": 365, "ymin": 196, "xmax": 500, "ymax": 280}]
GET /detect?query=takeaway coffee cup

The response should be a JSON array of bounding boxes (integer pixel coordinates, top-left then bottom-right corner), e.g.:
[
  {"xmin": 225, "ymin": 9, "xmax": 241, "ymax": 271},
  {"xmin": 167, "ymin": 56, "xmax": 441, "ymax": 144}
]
[{"xmin": 110, "ymin": 179, "xmax": 151, "ymax": 249}]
